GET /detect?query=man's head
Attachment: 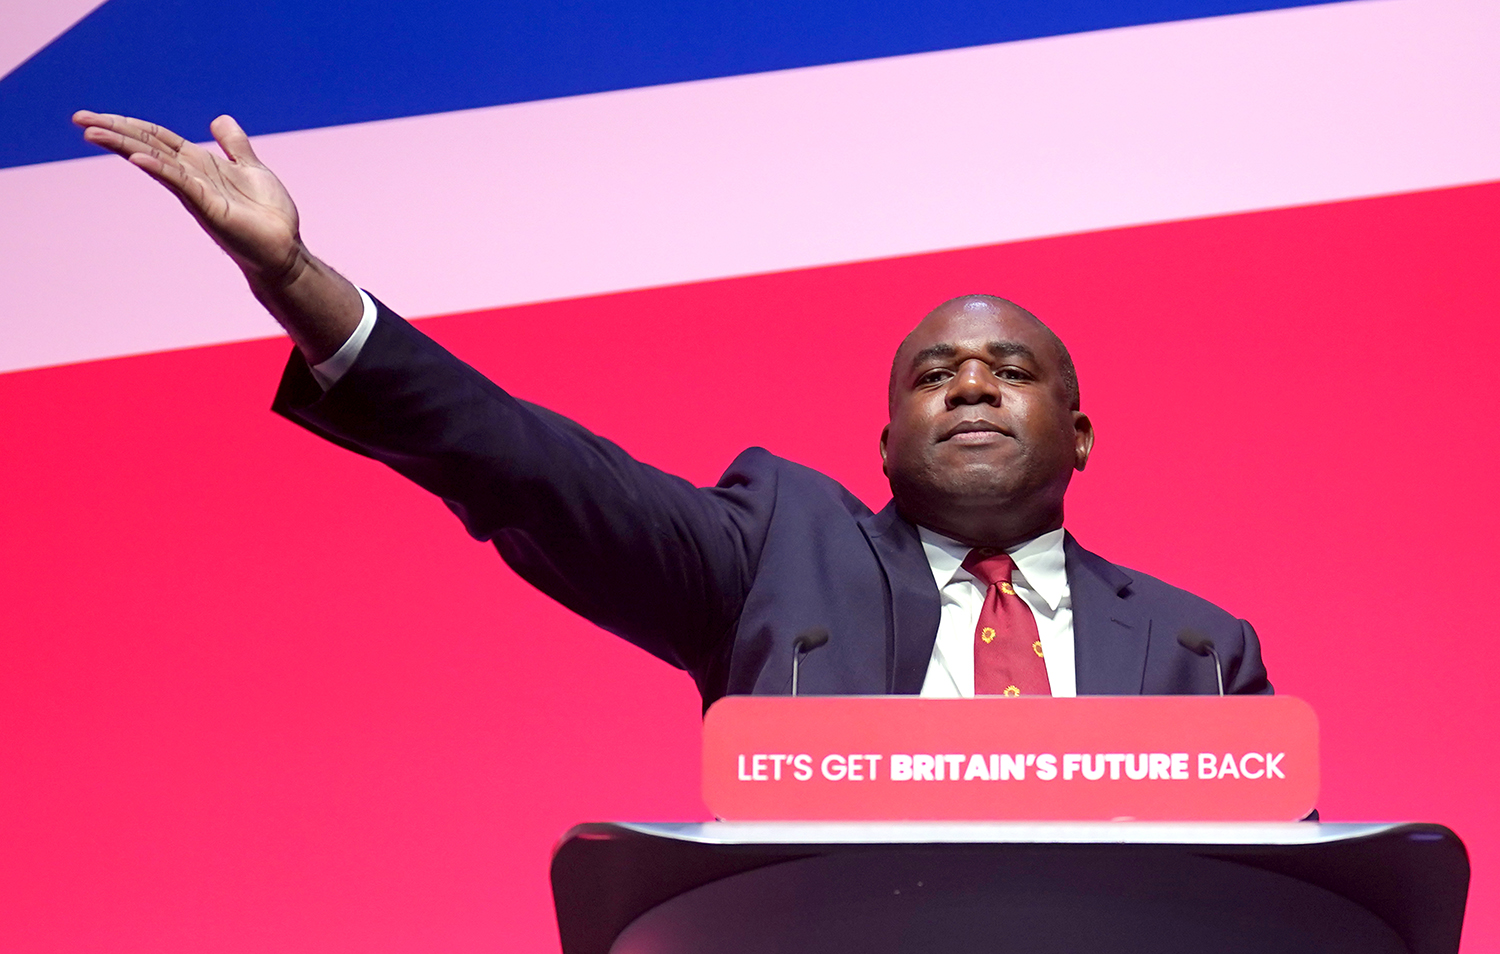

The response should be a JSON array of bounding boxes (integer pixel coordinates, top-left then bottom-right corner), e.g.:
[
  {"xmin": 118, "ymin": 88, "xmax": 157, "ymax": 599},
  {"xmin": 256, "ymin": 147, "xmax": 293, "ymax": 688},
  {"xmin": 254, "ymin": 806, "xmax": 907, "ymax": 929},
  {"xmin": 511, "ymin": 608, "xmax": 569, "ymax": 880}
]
[{"xmin": 880, "ymin": 295, "xmax": 1093, "ymax": 548}]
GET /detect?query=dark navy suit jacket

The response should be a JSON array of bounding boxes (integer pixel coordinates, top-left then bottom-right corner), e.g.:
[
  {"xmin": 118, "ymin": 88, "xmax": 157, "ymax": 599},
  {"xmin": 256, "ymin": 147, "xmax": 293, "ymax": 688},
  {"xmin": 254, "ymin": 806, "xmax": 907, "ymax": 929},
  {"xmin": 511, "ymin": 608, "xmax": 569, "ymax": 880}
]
[{"xmin": 273, "ymin": 301, "xmax": 1271, "ymax": 707}]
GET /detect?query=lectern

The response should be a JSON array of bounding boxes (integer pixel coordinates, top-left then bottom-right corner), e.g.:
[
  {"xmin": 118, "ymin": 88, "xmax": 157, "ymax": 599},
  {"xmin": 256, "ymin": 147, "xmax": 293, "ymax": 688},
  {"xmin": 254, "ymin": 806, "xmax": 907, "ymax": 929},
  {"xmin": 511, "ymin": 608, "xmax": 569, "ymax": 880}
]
[
  {"xmin": 552, "ymin": 820, "xmax": 1467, "ymax": 954},
  {"xmin": 549, "ymin": 698, "xmax": 1470, "ymax": 953}
]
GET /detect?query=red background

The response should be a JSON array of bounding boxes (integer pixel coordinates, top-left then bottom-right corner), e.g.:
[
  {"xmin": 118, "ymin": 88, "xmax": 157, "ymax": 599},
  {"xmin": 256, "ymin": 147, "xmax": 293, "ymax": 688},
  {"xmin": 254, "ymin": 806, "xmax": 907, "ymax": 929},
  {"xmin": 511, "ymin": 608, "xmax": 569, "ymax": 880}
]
[{"xmin": 3, "ymin": 181, "xmax": 1498, "ymax": 950}]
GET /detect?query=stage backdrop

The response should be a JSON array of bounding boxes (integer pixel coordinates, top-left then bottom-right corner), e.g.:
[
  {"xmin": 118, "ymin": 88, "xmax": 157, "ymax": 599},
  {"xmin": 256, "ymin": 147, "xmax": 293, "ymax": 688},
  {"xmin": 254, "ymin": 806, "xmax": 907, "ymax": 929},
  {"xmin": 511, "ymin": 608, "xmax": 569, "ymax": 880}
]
[{"xmin": 2, "ymin": 1, "xmax": 1497, "ymax": 951}]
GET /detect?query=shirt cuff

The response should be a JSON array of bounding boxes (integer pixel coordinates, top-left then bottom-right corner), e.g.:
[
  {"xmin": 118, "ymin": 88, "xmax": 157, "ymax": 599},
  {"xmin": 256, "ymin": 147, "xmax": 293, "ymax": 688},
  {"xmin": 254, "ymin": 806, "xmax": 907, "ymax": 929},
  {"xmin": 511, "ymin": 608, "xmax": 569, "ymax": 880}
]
[{"xmin": 310, "ymin": 288, "xmax": 378, "ymax": 391}]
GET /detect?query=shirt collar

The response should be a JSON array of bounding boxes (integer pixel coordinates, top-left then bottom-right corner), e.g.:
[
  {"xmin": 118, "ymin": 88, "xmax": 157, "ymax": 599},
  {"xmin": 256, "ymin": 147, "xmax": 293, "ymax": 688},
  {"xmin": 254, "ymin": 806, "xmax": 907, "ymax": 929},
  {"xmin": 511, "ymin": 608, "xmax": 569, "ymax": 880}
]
[{"xmin": 917, "ymin": 525, "xmax": 1069, "ymax": 612}]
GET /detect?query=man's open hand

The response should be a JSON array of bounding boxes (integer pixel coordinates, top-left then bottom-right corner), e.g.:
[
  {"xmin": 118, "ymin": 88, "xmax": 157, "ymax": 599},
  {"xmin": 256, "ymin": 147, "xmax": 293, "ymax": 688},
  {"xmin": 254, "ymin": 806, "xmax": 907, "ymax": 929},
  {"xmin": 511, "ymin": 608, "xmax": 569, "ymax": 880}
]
[
  {"xmin": 73, "ymin": 111, "xmax": 303, "ymax": 282},
  {"xmin": 73, "ymin": 111, "xmax": 362, "ymax": 363}
]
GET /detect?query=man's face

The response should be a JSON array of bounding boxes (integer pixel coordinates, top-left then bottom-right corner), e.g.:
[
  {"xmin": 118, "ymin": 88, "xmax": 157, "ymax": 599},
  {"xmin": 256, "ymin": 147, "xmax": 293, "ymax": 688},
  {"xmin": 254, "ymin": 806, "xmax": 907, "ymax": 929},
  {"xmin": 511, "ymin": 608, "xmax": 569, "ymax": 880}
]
[{"xmin": 880, "ymin": 298, "xmax": 1093, "ymax": 546}]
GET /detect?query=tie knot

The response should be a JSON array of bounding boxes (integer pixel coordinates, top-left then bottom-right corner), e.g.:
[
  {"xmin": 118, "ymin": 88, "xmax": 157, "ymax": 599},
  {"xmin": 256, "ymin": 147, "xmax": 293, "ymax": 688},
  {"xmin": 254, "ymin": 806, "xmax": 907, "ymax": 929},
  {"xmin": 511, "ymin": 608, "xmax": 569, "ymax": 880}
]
[{"xmin": 962, "ymin": 548, "xmax": 1017, "ymax": 589}]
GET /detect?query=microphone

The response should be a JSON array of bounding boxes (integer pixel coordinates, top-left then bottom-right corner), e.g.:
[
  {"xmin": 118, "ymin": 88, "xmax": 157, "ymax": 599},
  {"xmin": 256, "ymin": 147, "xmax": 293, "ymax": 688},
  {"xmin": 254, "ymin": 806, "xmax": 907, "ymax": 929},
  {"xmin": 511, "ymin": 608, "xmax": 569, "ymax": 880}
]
[
  {"xmin": 1177, "ymin": 629, "xmax": 1224, "ymax": 696},
  {"xmin": 791, "ymin": 627, "xmax": 830, "ymax": 697}
]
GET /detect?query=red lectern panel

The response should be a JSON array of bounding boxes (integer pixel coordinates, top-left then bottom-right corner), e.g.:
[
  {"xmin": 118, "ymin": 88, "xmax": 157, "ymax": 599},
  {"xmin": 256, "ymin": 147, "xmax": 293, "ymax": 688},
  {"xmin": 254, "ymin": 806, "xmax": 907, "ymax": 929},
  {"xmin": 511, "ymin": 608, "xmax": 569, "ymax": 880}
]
[{"xmin": 702, "ymin": 696, "xmax": 1318, "ymax": 821}]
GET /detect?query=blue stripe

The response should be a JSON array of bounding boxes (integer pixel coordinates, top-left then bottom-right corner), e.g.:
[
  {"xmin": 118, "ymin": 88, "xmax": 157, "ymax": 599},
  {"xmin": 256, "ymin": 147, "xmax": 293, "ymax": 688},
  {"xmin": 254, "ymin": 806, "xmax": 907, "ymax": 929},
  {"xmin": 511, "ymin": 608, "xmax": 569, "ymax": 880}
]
[{"xmin": 2, "ymin": 0, "xmax": 1350, "ymax": 170}]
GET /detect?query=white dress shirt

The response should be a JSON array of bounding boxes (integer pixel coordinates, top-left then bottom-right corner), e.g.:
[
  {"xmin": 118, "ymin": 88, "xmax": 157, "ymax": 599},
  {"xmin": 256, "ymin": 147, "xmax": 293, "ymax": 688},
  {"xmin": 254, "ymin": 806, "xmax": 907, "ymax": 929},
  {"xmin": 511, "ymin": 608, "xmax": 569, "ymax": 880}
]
[
  {"xmin": 309, "ymin": 288, "xmax": 378, "ymax": 390},
  {"xmin": 313, "ymin": 296, "xmax": 1077, "ymax": 696},
  {"xmin": 918, "ymin": 526, "xmax": 1075, "ymax": 697}
]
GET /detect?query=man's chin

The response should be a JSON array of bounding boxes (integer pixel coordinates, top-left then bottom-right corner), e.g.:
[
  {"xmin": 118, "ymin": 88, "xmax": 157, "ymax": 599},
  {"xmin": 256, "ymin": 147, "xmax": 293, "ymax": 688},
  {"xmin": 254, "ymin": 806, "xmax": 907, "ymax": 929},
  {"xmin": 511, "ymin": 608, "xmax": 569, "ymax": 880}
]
[
  {"xmin": 931, "ymin": 460, "xmax": 1028, "ymax": 495},
  {"xmin": 892, "ymin": 472, "xmax": 1027, "ymax": 516}
]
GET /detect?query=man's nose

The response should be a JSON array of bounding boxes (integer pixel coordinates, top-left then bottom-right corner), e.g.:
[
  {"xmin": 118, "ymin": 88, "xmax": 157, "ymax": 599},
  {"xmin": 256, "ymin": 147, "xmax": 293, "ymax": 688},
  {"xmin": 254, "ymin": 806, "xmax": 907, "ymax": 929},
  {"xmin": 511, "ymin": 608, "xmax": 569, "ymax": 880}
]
[{"xmin": 946, "ymin": 360, "xmax": 1001, "ymax": 407}]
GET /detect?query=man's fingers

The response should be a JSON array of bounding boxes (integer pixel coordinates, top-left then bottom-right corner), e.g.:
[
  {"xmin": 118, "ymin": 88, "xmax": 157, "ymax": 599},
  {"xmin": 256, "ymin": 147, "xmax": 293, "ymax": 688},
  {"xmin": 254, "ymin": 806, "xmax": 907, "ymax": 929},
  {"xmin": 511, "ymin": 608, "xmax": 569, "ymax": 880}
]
[
  {"xmin": 210, "ymin": 115, "xmax": 260, "ymax": 164},
  {"xmin": 80, "ymin": 123, "xmax": 150, "ymax": 160},
  {"xmin": 71, "ymin": 109, "xmax": 119, "ymax": 130},
  {"xmin": 79, "ymin": 117, "xmax": 208, "ymax": 210},
  {"xmin": 128, "ymin": 149, "xmax": 187, "ymax": 187},
  {"xmin": 75, "ymin": 111, "xmax": 140, "ymax": 155},
  {"xmin": 82, "ymin": 124, "xmax": 178, "ymax": 169},
  {"xmin": 137, "ymin": 117, "xmax": 186, "ymax": 151},
  {"xmin": 126, "ymin": 148, "xmax": 204, "ymax": 201},
  {"xmin": 76, "ymin": 111, "xmax": 190, "ymax": 160},
  {"xmin": 115, "ymin": 116, "xmax": 188, "ymax": 155},
  {"xmin": 126, "ymin": 151, "xmax": 222, "ymax": 219}
]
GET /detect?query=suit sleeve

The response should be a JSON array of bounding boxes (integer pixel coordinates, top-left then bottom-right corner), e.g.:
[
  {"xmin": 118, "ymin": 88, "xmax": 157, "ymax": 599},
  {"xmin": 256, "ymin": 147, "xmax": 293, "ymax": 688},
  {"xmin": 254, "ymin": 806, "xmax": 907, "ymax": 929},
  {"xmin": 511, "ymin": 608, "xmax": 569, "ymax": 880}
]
[
  {"xmin": 1227, "ymin": 618, "xmax": 1273, "ymax": 695},
  {"xmin": 271, "ymin": 298, "xmax": 767, "ymax": 678}
]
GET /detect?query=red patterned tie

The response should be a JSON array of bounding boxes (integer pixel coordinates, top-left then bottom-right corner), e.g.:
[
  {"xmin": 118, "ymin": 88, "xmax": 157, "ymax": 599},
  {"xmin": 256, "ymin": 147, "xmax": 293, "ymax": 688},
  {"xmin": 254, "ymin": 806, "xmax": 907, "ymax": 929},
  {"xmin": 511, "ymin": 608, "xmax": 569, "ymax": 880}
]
[{"xmin": 963, "ymin": 549, "xmax": 1051, "ymax": 696}]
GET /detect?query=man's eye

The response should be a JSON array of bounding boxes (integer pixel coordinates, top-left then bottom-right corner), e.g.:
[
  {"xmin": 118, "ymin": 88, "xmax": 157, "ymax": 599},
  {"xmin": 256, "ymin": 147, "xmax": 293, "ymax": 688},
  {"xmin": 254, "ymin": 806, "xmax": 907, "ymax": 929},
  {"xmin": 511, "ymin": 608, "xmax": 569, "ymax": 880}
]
[
  {"xmin": 917, "ymin": 370, "xmax": 949, "ymax": 385},
  {"xmin": 998, "ymin": 367, "xmax": 1031, "ymax": 381}
]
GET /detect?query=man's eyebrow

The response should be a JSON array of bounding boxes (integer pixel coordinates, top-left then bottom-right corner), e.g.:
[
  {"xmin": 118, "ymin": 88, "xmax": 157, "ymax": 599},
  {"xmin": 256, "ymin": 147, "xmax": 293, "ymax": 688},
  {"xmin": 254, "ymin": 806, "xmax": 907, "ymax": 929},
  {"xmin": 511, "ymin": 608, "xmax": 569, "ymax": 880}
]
[
  {"xmin": 987, "ymin": 341, "xmax": 1037, "ymax": 362},
  {"xmin": 908, "ymin": 340, "xmax": 1038, "ymax": 369},
  {"xmin": 908, "ymin": 343, "xmax": 957, "ymax": 368}
]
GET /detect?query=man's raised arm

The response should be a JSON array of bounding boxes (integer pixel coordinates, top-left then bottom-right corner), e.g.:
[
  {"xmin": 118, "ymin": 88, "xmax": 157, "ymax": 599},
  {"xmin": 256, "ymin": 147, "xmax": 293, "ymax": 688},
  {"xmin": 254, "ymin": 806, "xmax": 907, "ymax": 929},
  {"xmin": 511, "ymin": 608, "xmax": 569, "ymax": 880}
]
[{"xmin": 73, "ymin": 111, "xmax": 362, "ymax": 364}]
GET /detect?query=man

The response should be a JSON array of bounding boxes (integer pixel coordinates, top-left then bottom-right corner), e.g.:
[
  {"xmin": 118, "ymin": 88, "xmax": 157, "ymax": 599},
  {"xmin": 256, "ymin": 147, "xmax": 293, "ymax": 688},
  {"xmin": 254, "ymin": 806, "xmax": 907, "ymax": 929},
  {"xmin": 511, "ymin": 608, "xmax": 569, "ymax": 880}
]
[{"xmin": 74, "ymin": 111, "xmax": 1271, "ymax": 705}]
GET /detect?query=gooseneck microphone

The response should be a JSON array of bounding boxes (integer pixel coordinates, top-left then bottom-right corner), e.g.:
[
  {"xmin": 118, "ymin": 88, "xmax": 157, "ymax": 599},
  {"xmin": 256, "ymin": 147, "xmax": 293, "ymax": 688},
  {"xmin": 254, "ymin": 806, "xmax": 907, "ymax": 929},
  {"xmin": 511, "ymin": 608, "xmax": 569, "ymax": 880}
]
[
  {"xmin": 1177, "ymin": 629, "xmax": 1224, "ymax": 696},
  {"xmin": 790, "ymin": 627, "xmax": 830, "ymax": 697}
]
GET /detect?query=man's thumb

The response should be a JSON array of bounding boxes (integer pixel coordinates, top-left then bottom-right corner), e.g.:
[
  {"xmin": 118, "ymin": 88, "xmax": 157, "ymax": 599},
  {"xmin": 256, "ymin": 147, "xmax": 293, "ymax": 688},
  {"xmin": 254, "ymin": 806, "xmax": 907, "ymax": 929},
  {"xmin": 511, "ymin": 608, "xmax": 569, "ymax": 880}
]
[{"xmin": 211, "ymin": 115, "xmax": 260, "ymax": 164}]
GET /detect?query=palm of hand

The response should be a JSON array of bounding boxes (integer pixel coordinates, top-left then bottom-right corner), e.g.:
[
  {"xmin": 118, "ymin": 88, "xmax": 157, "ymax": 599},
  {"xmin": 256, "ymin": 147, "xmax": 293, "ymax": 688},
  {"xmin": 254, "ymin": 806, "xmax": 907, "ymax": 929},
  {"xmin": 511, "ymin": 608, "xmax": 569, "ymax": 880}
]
[{"xmin": 175, "ymin": 138, "xmax": 301, "ymax": 276}]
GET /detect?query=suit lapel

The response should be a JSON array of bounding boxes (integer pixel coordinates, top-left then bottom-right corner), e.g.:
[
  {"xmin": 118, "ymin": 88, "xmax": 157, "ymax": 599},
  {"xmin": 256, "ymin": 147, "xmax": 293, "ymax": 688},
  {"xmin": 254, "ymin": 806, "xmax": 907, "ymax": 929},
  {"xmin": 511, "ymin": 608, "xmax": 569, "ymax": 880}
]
[
  {"xmin": 855, "ymin": 517, "xmax": 1147, "ymax": 696},
  {"xmin": 1067, "ymin": 534, "xmax": 1152, "ymax": 695},
  {"xmin": 859, "ymin": 502, "xmax": 942, "ymax": 694}
]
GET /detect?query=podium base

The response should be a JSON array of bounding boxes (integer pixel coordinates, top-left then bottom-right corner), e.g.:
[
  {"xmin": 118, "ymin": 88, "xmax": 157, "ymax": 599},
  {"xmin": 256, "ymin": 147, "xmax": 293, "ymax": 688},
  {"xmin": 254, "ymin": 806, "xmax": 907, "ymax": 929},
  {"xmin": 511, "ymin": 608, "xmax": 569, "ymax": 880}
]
[{"xmin": 551, "ymin": 822, "xmax": 1467, "ymax": 954}]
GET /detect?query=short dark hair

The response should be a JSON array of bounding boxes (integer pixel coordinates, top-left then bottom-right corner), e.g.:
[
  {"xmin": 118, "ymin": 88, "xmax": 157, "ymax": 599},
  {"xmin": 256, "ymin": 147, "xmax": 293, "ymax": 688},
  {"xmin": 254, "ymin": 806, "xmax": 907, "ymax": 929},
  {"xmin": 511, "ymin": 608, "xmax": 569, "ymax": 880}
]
[{"xmin": 888, "ymin": 295, "xmax": 1080, "ymax": 414}]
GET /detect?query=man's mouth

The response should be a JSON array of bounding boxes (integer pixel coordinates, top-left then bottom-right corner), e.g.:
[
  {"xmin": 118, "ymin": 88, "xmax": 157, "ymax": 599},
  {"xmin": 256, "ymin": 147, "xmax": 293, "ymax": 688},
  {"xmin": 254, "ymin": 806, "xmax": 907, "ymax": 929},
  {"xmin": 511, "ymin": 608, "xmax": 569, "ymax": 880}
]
[{"xmin": 941, "ymin": 419, "xmax": 1011, "ymax": 444}]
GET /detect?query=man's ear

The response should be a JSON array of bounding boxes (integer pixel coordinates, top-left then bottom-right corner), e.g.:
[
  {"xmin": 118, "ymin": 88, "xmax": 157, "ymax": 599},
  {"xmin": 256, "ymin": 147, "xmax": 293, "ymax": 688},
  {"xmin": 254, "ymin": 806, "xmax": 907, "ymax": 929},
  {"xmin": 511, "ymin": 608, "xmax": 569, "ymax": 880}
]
[
  {"xmin": 1073, "ymin": 412, "xmax": 1094, "ymax": 471},
  {"xmin": 879, "ymin": 424, "xmax": 890, "ymax": 476}
]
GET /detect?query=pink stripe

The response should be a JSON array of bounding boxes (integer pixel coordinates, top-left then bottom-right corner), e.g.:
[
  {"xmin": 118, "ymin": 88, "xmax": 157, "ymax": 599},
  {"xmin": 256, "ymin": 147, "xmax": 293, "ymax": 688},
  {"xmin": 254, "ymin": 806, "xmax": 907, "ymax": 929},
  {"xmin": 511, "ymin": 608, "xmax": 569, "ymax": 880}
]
[
  {"xmin": 3, "ymin": 0, "xmax": 1498, "ymax": 374},
  {"xmin": 0, "ymin": 0, "xmax": 109, "ymax": 79}
]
